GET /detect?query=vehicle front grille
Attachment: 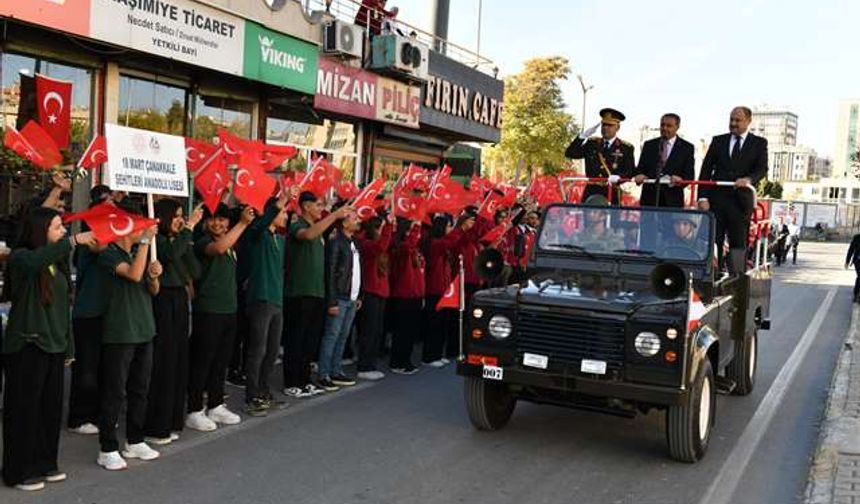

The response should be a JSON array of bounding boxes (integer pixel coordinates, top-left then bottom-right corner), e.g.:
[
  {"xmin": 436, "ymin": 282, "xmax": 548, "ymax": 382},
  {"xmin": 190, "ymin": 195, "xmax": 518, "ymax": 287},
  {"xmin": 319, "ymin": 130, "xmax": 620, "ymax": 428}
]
[{"xmin": 516, "ymin": 308, "xmax": 626, "ymax": 376}]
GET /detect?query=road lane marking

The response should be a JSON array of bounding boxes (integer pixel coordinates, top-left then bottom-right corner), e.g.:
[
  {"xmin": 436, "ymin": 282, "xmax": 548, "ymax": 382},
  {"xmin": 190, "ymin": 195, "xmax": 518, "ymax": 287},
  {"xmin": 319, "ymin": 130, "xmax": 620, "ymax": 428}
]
[{"xmin": 698, "ymin": 286, "xmax": 837, "ymax": 504}]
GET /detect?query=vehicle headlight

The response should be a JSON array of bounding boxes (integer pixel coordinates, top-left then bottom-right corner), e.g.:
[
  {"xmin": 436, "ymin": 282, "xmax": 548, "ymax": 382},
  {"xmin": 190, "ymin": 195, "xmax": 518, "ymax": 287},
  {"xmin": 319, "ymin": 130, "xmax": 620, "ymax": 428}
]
[
  {"xmin": 472, "ymin": 308, "xmax": 484, "ymax": 319},
  {"xmin": 488, "ymin": 315, "xmax": 513, "ymax": 340},
  {"xmin": 634, "ymin": 331, "xmax": 661, "ymax": 357}
]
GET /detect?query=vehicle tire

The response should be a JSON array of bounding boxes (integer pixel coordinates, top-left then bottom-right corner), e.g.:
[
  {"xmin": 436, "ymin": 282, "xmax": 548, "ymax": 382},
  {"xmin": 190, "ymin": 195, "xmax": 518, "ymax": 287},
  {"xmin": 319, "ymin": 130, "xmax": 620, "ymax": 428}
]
[
  {"xmin": 666, "ymin": 359, "xmax": 715, "ymax": 463},
  {"xmin": 464, "ymin": 376, "xmax": 516, "ymax": 431},
  {"xmin": 727, "ymin": 330, "xmax": 757, "ymax": 396}
]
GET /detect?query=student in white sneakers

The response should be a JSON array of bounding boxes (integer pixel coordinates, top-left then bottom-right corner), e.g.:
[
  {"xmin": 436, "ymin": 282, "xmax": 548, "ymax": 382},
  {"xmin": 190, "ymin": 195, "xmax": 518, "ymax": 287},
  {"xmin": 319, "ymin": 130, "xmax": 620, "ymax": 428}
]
[
  {"xmin": 186, "ymin": 203, "xmax": 255, "ymax": 430},
  {"xmin": 96, "ymin": 223, "xmax": 163, "ymax": 471}
]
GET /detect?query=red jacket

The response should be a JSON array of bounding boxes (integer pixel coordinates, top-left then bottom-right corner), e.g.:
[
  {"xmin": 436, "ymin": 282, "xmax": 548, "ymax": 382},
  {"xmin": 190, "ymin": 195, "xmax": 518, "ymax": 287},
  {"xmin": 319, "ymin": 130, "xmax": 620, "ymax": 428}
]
[
  {"xmin": 426, "ymin": 228, "xmax": 465, "ymax": 296},
  {"xmin": 389, "ymin": 225, "xmax": 425, "ymax": 299},
  {"xmin": 358, "ymin": 222, "xmax": 392, "ymax": 299},
  {"xmin": 460, "ymin": 216, "xmax": 494, "ymax": 286}
]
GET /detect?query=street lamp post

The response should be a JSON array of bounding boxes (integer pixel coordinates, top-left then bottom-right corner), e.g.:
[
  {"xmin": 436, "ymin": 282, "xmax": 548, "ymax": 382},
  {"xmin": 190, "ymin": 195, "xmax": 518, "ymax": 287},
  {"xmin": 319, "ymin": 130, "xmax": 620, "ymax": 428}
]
[{"xmin": 577, "ymin": 74, "xmax": 594, "ymax": 132}]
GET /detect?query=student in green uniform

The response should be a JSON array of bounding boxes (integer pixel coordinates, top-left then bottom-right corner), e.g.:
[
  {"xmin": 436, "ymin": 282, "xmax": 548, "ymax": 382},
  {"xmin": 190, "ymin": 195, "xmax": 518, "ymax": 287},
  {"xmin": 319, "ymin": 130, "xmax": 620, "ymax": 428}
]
[
  {"xmin": 186, "ymin": 203, "xmax": 255, "ymax": 429},
  {"xmin": 96, "ymin": 224, "xmax": 163, "ymax": 471},
  {"xmin": 283, "ymin": 192, "xmax": 352, "ymax": 399},
  {"xmin": 67, "ymin": 185, "xmax": 112, "ymax": 436},
  {"xmin": 2, "ymin": 207, "xmax": 96, "ymax": 491},
  {"xmin": 144, "ymin": 199, "xmax": 203, "ymax": 445},
  {"xmin": 243, "ymin": 194, "xmax": 289, "ymax": 416}
]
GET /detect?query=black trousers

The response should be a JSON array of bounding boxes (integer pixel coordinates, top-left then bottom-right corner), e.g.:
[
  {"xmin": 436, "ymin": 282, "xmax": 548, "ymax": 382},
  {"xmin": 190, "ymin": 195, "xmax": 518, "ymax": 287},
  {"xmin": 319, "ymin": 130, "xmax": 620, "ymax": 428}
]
[
  {"xmin": 358, "ymin": 294, "xmax": 386, "ymax": 372},
  {"xmin": 2, "ymin": 345, "xmax": 64, "ymax": 486},
  {"xmin": 68, "ymin": 316, "xmax": 104, "ymax": 428},
  {"xmin": 854, "ymin": 264, "xmax": 860, "ymax": 299},
  {"xmin": 710, "ymin": 190, "xmax": 752, "ymax": 268},
  {"xmin": 422, "ymin": 295, "xmax": 447, "ymax": 363},
  {"xmin": 245, "ymin": 302, "xmax": 283, "ymax": 401},
  {"xmin": 389, "ymin": 298, "xmax": 422, "ymax": 369},
  {"xmin": 285, "ymin": 296, "xmax": 325, "ymax": 388},
  {"xmin": 145, "ymin": 287, "xmax": 189, "ymax": 438},
  {"xmin": 99, "ymin": 342, "xmax": 153, "ymax": 453},
  {"xmin": 189, "ymin": 312, "xmax": 237, "ymax": 411},
  {"xmin": 230, "ymin": 287, "xmax": 249, "ymax": 377}
]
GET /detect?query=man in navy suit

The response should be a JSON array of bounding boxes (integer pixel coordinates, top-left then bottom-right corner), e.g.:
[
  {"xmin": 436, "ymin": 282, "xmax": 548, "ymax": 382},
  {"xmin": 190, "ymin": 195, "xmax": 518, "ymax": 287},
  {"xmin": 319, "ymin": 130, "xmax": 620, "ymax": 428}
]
[
  {"xmin": 633, "ymin": 113, "xmax": 695, "ymax": 208},
  {"xmin": 698, "ymin": 106, "xmax": 769, "ymax": 275}
]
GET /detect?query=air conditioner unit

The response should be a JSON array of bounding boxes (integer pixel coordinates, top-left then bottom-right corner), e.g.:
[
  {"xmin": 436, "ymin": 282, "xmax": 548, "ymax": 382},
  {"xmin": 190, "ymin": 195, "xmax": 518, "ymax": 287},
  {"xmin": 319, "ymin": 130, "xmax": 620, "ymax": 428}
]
[
  {"xmin": 322, "ymin": 20, "xmax": 363, "ymax": 59},
  {"xmin": 369, "ymin": 34, "xmax": 429, "ymax": 82}
]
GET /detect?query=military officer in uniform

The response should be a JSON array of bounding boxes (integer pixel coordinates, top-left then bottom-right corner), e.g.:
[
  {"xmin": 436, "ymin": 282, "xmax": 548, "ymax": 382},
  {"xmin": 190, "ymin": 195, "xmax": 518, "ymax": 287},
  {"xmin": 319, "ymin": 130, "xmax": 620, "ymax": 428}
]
[{"xmin": 565, "ymin": 108, "xmax": 635, "ymax": 204}]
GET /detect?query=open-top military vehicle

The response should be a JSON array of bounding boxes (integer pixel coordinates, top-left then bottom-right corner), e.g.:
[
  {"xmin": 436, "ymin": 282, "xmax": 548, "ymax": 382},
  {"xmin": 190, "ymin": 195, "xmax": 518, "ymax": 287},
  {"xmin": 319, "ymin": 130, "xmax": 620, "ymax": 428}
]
[{"xmin": 457, "ymin": 202, "xmax": 771, "ymax": 462}]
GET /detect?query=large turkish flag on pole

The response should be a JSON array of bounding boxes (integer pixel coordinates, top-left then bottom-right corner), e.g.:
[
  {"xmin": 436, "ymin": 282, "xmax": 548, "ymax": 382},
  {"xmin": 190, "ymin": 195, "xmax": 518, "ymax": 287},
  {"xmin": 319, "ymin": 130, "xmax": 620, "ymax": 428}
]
[{"xmin": 35, "ymin": 74, "xmax": 73, "ymax": 149}]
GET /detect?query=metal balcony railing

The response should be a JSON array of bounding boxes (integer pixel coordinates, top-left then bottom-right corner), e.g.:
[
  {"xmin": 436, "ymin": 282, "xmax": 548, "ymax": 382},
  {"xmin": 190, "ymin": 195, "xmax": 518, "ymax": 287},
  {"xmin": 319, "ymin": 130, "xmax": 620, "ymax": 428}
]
[{"xmin": 304, "ymin": 0, "xmax": 497, "ymax": 75}]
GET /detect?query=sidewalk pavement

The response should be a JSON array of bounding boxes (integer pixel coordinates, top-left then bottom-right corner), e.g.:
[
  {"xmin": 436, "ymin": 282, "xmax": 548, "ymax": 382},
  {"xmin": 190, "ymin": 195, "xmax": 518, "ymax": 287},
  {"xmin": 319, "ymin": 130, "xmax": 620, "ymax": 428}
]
[{"xmin": 806, "ymin": 304, "xmax": 860, "ymax": 503}]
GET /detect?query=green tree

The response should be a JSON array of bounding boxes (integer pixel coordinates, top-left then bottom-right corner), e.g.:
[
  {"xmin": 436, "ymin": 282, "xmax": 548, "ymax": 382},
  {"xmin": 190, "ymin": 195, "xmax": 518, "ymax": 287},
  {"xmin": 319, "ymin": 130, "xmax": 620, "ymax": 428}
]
[
  {"xmin": 489, "ymin": 56, "xmax": 577, "ymax": 184},
  {"xmin": 757, "ymin": 179, "xmax": 783, "ymax": 199}
]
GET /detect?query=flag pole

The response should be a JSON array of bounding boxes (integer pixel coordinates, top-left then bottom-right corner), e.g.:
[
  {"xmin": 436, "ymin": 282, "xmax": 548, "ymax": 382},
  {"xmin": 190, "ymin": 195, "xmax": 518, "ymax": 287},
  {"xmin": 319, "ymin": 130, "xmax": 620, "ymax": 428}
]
[
  {"xmin": 458, "ymin": 253, "xmax": 465, "ymax": 362},
  {"xmin": 146, "ymin": 193, "xmax": 158, "ymax": 263}
]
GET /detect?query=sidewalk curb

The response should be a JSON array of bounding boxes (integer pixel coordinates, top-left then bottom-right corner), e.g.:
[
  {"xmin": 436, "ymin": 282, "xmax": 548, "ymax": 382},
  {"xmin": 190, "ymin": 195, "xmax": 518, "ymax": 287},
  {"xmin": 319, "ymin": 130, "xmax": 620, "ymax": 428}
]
[{"xmin": 805, "ymin": 303, "xmax": 860, "ymax": 504}]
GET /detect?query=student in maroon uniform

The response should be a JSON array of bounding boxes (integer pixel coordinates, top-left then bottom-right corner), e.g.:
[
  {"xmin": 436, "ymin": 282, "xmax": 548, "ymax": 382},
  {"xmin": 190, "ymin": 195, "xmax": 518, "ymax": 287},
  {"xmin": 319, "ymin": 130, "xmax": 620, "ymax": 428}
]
[
  {"xmin": 388, "ymin": 219, "xmax": 424, "ymax": 374},
  {"xmin": 422, "ymin": 214, "xmax": 472, "ymax": 367},
  {"xmin": 356, "ymin": 214, "xmax": 393, "ymax": 380}
]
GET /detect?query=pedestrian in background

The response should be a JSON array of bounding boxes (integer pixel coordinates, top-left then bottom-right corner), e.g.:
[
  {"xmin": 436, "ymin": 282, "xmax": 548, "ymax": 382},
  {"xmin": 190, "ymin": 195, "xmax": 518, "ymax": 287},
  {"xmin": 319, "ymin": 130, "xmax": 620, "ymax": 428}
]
[{"xmin": 845, "ymin": 232, "xmax": 860, "ymax": 302}]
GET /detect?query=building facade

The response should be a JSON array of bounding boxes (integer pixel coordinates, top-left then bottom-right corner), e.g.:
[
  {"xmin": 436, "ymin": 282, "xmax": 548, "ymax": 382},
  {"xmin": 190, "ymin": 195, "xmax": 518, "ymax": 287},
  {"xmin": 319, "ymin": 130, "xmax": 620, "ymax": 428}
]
[
  {"xmin": 750, "ymin": 106, "xmax": 798, "ymax": 147},
  {"xmin": 834, "ymin": 99, "xmax": 860, "ymax": 179}
]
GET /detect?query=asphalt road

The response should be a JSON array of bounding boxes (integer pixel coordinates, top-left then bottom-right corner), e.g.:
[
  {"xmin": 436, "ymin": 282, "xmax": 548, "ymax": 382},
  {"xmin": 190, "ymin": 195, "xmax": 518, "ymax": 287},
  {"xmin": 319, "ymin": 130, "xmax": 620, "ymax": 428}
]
[{"xmin": 0, "ymin": 242, "xmax": 853, "ymax": 504}]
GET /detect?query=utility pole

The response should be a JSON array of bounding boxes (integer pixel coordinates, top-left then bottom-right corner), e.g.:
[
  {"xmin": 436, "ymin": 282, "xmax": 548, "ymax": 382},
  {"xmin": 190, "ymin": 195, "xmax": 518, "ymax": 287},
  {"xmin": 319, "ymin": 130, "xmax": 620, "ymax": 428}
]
[
  {"xmin": 430, "ymin": 0, "xmax": 450, "ymax": 54},
  {"xmin": 577, "ymin": 74, "xmax": 594, "ymax": 132}
]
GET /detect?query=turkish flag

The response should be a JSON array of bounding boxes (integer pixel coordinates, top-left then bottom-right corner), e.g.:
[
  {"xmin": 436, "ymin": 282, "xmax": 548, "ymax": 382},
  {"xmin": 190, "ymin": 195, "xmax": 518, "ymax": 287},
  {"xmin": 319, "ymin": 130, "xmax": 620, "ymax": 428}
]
[
  {"xmin": 336, "ymin": 180, "xmax": 359, "ymax": 200},
  {"xmin": 480, "ymin": 222, "xmax": 509, "ymax": 245},
  {"xmin": 193, "ymin": 147, "xmax": 230, "ymax": 214},
  {"xmin": 436, "ymin": 273, "xmax": 462, "ymax": 311},
  {"xmin": 396, "ymin": 164, "xmax": 431, "ymax": 192},
  {"xmin": 428, "ymin": 177, "xmax": 474, "ymax": 214},
  {"xmin": 234, "ymin": 149, "xmax": 277, "ymax": 212},
  {"xmin": 393, "ymin": 186, "xmax": 429, "ymax": 222},
  {"xmin": 496, "ymin": 184, "xmax": 518, "ymax": 208},
  {"xmin": 4, "ymin": 121, "xmax": 62, "ymax": 170},
  {"xmin": 261, "ymin": 143, "xmax": 298, "ymax": 170},
  {"xmin": 566, "ymin": 182, "xmax": 585, "ymax": 204},
  {"xmin": 35, "ymin": 74, "xmax": 72, "ymax": 149},
  {"xmin": 687, "ymin": 287, "xmax": 706, "ymax": 333},
  {"xmin": 528, "ymin": 175, "xmax": 565, "ymax": 207},
  {"xmin": 78, "ymin": 134, "xmax": 107, "ymax": 170},
  {"xmin": 63, "ymin": 201, "xmax": 113, "ymax": 224},
  {"xmin": 353, "ymin": 178, "xmax": 387, "ymax": 221},
  {"xmin": 73, "ymin": 203, "xmax": 157, "ymax": 244},
  {"xmin": 300, "ymin": 158, "xmax": 336, "ymax": 197},
  {"xmin": 185, "ymin": 137, "xmax": 219, "ymax": 173},
  {"xmin": 217, "ymin": 128, "xmax": 251, "ymax": 165},
  {"xmin": 470, "ymin": 174, "xmax": 492, "ymax": 194},
  {"xmin": 477, "ymin": 190, "xmax": 504, "ymax": 221}
]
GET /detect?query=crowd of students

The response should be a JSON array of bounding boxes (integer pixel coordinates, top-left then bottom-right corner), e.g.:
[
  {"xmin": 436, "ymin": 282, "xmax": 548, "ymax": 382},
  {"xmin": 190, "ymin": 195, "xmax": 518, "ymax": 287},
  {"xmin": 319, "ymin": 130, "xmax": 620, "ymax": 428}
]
[{"xmin": 0, "ymin": 176, "xmax": 541, "ymax": 492}]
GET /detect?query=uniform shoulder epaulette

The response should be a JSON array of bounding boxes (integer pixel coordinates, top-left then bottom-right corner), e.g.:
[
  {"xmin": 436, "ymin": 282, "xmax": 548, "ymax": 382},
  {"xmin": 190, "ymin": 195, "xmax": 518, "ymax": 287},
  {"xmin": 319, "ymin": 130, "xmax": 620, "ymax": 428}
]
[
  {"xmin": 620, "ymin": 139, "xmax": 633, "ymax": 147},
  {"xmin": 588, "ymin": 136, "xmax": 602, "ymax": 142}
]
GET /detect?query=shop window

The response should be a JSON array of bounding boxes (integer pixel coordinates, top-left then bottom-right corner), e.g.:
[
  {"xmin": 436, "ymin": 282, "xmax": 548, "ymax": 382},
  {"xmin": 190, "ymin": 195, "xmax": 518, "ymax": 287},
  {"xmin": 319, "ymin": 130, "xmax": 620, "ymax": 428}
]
[
  {"xmin": 119, "ymin": 75, "xmax": 187, "ymax": 135},
  {"xmin": 193, "ymin": 94, "xmax": 253, "ymax": 140},
  {"xmin": 1, "ymin": 52, "xmax": 94, "ymax": 151},
  {"xmin": 266, "ymin": 117, "xmax": 356, "ymax": 179}
]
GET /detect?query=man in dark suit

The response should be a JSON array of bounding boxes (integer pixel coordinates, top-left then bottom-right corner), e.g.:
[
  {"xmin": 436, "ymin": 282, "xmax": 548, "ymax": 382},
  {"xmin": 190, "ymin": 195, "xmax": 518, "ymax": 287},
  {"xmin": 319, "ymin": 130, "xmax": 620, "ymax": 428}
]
[
  {"xmin": 845, "ymin": 233, "xmax": 860, "ymax": 302},
  {"xmin": 633, "ymin": 113, "xmax": 695, "ymax": 207},
  {"xmin": 565, "ymin": 108, "xmax": 635, "ymax": 204},
  {"xmin": 698, "ymin": 106, "xmax": 768, "ymax": 275}
]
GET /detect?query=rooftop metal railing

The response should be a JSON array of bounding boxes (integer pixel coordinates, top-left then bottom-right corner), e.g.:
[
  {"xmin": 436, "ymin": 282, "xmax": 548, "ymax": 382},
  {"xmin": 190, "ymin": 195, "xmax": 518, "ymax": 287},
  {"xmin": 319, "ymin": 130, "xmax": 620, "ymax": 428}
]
[{"xmin": 304, "ymin": 0, "xmax": 497, "ymax": 75}]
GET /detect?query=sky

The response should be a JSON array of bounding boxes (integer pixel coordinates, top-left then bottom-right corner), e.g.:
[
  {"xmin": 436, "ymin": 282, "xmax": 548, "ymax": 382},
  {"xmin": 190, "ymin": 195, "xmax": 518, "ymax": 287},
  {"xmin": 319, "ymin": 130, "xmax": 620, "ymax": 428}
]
[{"xmin": 389, "ymin": 0, "xmax": 857, "ymax": 157}]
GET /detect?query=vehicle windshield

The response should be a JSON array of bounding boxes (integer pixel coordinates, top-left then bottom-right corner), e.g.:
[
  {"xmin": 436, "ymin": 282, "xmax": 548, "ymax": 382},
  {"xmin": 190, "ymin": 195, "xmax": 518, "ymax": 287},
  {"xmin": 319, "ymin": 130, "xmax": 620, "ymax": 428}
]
[{"xmin": 538, "ymin": 205, "xmax": 713, "ymax": 262}]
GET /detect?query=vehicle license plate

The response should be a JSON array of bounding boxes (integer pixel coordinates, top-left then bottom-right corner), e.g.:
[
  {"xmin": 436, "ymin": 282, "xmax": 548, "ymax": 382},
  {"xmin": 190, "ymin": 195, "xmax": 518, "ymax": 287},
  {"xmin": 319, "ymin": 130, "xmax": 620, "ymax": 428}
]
[
  {"xmin": 523, "ymin": 352, "xmax": 549, "ymax": 369},
  {"xmin": 580, "ymin": 359, "xmax": 607, "ymax": 375},
  {"xmin": 482, "ymin": 365, "xmax": 504, "ymax": 381}
]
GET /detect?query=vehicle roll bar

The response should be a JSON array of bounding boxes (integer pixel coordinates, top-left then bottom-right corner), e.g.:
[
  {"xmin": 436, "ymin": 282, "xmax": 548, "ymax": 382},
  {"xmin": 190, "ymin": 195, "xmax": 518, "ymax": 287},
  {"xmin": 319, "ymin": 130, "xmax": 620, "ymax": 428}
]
[{"xmin": 558, "ymin": 177, "xmax": 754, "ymax": 206}]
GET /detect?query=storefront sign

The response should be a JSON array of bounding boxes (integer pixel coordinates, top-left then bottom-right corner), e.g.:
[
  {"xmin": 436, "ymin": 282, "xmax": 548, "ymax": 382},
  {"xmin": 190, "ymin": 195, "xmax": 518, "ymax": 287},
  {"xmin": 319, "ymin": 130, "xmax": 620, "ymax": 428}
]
[
  {"xmin": 315, "ymin": 59, "xmax": 377, "ymax": 121},
  {"xmin": 243, "ymin": 22, "xmax": 318, "ymax": 95},
  {"xmin": 420, "ymin": 51, "xmax": 504, "ymax": 142},
  {"xmin": 315, "ymin": 58, "xmax": 419, "ymax": 128},
  {"xmin": 89, "ymin": 0, "xmax": 245, "ymax": 76},
  {"xmin": 104, "ymin": 124, "xmax": 189, "ymax": 197},
  {"xmin": 2, "ymin": 0, "xmax": 91, "ymax": 38},
  {"xmin": 377, "ymin": 78, "xmax": 420, "ymax": 128}
]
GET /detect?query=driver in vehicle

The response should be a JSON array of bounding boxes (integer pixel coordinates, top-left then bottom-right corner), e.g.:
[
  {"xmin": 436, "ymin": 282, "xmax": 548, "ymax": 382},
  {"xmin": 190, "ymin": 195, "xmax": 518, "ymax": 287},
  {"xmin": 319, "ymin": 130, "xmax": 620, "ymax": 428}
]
[
  {"xmin": 571, "ymin": 195, "xmax": 626, "ymax": 252},
  {"xmin": 659, "ymin": 213, "xmax": 708, "ymax": 259}
]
